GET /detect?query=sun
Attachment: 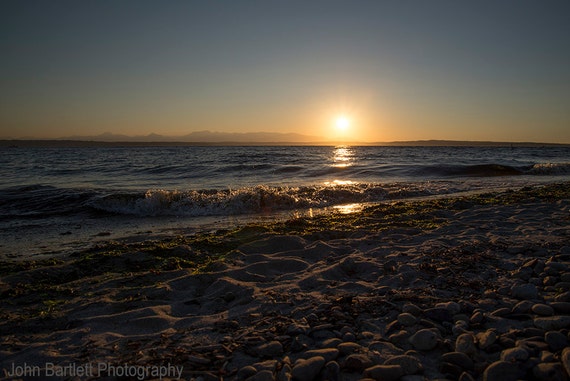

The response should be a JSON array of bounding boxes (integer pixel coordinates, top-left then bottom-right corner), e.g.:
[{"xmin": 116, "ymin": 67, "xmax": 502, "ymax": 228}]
[{"xmin": 335, "ymin": 116, "xmax": 351, "ymax": 131}]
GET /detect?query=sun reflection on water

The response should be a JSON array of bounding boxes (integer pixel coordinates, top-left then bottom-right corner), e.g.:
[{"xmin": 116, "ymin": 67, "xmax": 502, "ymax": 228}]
[
  {"xmin": 333, "ymin": 203, "xmax": 365, "ymax": 214},
  {"xmin": 332, "ymin": 146, "xmax": 354, "ymax": 168}
]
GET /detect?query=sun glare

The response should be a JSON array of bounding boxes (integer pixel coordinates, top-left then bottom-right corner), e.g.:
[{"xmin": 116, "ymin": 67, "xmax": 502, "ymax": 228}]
[{"xmin": 335, "ymin": 116, "xmax": 350, "ymax": 131}]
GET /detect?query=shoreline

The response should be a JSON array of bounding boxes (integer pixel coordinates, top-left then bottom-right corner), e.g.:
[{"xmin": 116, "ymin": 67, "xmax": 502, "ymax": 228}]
[{"xmin": 1, "ymin": 182, "xmax": 570, "ymax": 380}]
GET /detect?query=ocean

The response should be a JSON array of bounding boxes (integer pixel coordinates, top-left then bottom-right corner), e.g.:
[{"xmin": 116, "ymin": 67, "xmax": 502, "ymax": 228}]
[{"xmin": 1, "ymin": 145, "xmax": 569, "ymax": 258}]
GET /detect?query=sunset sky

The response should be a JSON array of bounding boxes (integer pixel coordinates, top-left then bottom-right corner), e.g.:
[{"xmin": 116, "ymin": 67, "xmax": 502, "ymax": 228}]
[{"xmin": 1, "ymin": 1, "xmax": 569, "ymax": 143}]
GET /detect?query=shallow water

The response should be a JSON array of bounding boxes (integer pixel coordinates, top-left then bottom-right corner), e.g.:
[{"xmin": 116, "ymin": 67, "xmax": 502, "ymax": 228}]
[{"xmin": 1, "ymin": 145, "xmax": 569, "ymax": 258}]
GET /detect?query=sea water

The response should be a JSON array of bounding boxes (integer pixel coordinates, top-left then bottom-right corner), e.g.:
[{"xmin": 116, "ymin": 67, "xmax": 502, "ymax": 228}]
[{"xmin": 1, "ymin": 145, "xmax": 569, "ymax": 258}]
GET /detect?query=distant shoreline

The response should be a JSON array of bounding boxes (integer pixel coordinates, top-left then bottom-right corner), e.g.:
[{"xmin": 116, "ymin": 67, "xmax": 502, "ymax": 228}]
[{"xmin": 2, "ymin": 139, "xmax": 569, "ymax": 148}]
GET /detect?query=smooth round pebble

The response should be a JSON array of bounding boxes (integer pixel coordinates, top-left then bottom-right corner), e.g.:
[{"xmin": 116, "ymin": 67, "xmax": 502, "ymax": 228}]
[
  {"xmin": 397, "ymin": 312, "xmax": 417, "ymax": 326},
  {"xmin": 292, "ymin": 356, "xmax": 325, "ymax": 381},
  {"xmin": 409, "ymin": 329, "xmax": 438, "ymax": 351},
  {"xmin": 455, "ymin": 333, "xmax": 477, "ymax": 355},
  {"xmin": 364, "ymin": 365, "xmax": 404, "ymax": 381},
  {"xmin": 483, "ymin": 361, "xmax": 522, "ymax": 381},
  {"xmin": 532, "ymin": 303, "xmax": 554, "ymax": 316},
  {"xmin": 384, "ymin": 355, "xmax": 423, "ymax": 375}
]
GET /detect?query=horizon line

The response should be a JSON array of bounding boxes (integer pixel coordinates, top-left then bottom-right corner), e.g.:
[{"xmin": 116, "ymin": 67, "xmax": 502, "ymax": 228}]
[{"xmin": 1, "ymin": 138, "xmax": 569, "ymax": 148}]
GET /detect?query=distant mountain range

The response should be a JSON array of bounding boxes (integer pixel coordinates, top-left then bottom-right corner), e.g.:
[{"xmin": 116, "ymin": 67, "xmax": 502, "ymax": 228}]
[
  {"xmin": 61, "ymin": 130, "xmax": 325, "ymax": 143},
  {"xmin": 1, "ymin": 131, "xmax": 568, "ymax": 147}
]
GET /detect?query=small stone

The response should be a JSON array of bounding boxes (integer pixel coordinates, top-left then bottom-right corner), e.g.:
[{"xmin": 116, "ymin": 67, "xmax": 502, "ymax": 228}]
[
  {"xmin": 398, "ymin": 313, "xmax": 417, "ymax": 327},
  {"xmin": 320, "ymin": 338, "xmax": 342, "ymax": 348},
  {"xmin": 343, "ymin": 354, "xmax": 373, "ymax": 372},
  {"xmin": 477, "ymin": 330, "xmax": 497, "ymax": 350},
  {"xmin": 532, "ymin": 363, "xmax": 567, "ymax": 381},
  {"xmin": 384, "ymin": 355, "xmax": 423, "ymax": 375},
  {"xmin": 511, "ymin": 283, "xmax": 538, "ymax": 299},
  {"xmin": 323, "ymin": 361, "xmax": 340, "ymax": 381},
  {"xmin": 436, "ymin": 301, "xmax": 461, "ymax": 315},
  {"xmin": 541, "ymin": 351, "xmax": 555, "ymax": 362},
  {"xmin": 402, "ymin": 303, "xmax": 422, "ymax": 316},
  {"xmin": 338, "ymin": 342, "xmax": 361, "ymax": 356},
  {"xmin": 424, "ymin": 307, "xmax": 453, "ymax": 322},
  {"xmin": 441, "ymin": 352, "xmax": 474, "ymax": 370},
  {"xmin": 482, "ymin": 361, "xmax": 522, "ymax": 381},
  {"xmin": 532, "ymin": 303, "xmax": 554, "ymax": 316},
  {"xmin": 512, "ymin": 300, "xmax": 534, "ymax": 314},
  {"xmin": 291, "ymin": 356, "xmax": 325, "ymax": 381},
  {"xmin": 388, "ymin": 330, "xmax": 411, "ymax": 349},
  {"xmin": 452, "ymin": 321, "xmax": 469, "ymax": 336},
  {"xmin": 470, "ymin": 311, "xmax": 484, "ymax": 324},
  {"xmin": 342, "ymin": 332, "xmax": 356, "ymax": 342},
  {"xmin": 534, "ymin": 316, "xmax": 570, "ymax": 330},
  {"xmin": 545, "ymin": 331, "xmax": 568, "ymax": 352},
  {"xmin": 255, "ymin": 341, "xmax": 283, "ymax": 358},
  {"xmin": 409, "ymin": 329, "xmax": 438, "ymax": 351},
  {"xmin": 303, "ymin": 348, "xmax": 339, "ymax": 363},
  {"xmin": 459, "ymin": 372, "xmax": 476, "ymax": 381},
  {"xmin": 364, "ymin": 365, "xmax": 404, "ymax": 381},
  {"xmin": 440, "ymin": 362, "xmax": 463, "ymax": 379},
  {"xmin": 246, "ymin": 370, "xmax": 274, "ymax": 381},
  {"xmin": 500, "ymin": 347, "xmax": 529, "ymax": 362},
  {"xmin": 562, "ymin": 347, "xmax": 570, "ymax": 377},
  {"xmin": 238, "ymin": 366, "xmax": 257, "ymax": 380},
  {"xmin": 455, "ymin": 333, "xmax": 477, "ymax": 355}
]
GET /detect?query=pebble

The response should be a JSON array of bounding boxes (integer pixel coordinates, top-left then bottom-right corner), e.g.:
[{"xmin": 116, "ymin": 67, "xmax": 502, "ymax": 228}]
[
  {"xmin": 255, "ymin": 341, "xmax": 283, "ymax": 358},
  {"xmin": 470, "ymin": 311, "xmax": 484, "ymax": 324},
  {"xmin": 343, "ymin": 354, "xmax": 373, "ymax": 372},
  {"xmin": 476, "ymin": 329, "xmax": 497, "ymax": 350},
  {"xmin": 441, "ymin": 352, "xmax": 474, "ymax": 370},
  {"xmin": 363, "ymin": 365, "xmax": 404, "ymax": 381},
  {"xmin": 337, "ymin": 342, "xmax": 361, "ymax": 356},
  {"xmin": 424, "ymin": 307, "xmax": 453, "ymax": 323},
  {"xmin": 545, "ymin": 331, "xmax": 568, "ymax": 352},
  {"xmin": 291, "ymin": 356, "xmax": 325, "ymax": 381},
  {"xmin": 455, "ymin": 333, "xmax": 477, "ymax": 355},
  {"xmin": 436, "ymin": 301, "xmax": 461, "ymax": 315},
  {"xmin": 303, "ymin": 348, "xmax": 339, "ymax": 363},
  {"xmin": 323, "ymin": 361, "xmax": 340, "ymax": 381},
  {"xmin": 511, "ymin": 283, "xmax": 538, "ymax": 299},
  {"xmin": 384, "ymin": 355, "xmax": 423, "ymax": 375},
  {"xmin": 534, "ymin": 316, "xmax": 570, "ymax": 330},
  {"xmin": 238, "ymin": 366, "xmax": 257, "ymax": 380},
  {"xmin": 246, "ymin": 370, "xmax": 274, "ymax": 381},
  {"xmin": 483, "ymin": 361, "xmax": 522, "ymax": 381},
  {"xmin": 500, "ymin": 347, "xmax": 529, "ymax": 362},
  {"xmin": 402, "ymin": 303, "xmax": 422, "ymax": 316},
  {"xmin": 562, "ymin": 347, "xmax": 570, "ymax": 376},
  {"xmin": 532, "ymin": 363, "xmax": 567, "ymax": 381},
  {"xmin": 397, "ymin": 312, "xmax": 417, "ymax": 326},
  {"xmin": 532, "ymin": 303, "xmax": 554, "ymax": 316},
  {"xmin": 408, "ymin": 329, "xmax": 438, "ymax": 351},
  {"xmin": 512, "ymin": 300, "xmax": 533, "ymax": 314}
]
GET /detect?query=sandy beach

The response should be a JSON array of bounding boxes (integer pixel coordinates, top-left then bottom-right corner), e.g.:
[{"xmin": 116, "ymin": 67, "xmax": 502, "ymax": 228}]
[{"xmin": 1, "ymin": 182, "xmax": 570, "ymax": 381}]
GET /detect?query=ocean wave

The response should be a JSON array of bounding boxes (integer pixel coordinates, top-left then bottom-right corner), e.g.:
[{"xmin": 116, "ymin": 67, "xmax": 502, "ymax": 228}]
[
  {"xmin": 88, "ymin": 183, "xmax": 442, "ymax": 217},
  {"xmin": 528, "ymin": 162, "xmax": 570, "ymax": 175}
]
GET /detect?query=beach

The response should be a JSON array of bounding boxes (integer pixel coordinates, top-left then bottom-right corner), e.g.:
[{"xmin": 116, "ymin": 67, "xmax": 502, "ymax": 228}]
[{"xmin": 1, "ymin": 182, "xmax": 569, "ymax": 380}]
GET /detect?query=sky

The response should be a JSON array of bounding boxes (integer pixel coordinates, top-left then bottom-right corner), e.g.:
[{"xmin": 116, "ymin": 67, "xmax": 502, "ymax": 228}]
[{"xmin": 1, "ymin": 1, "xmax": 569, "ymax": 143}]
